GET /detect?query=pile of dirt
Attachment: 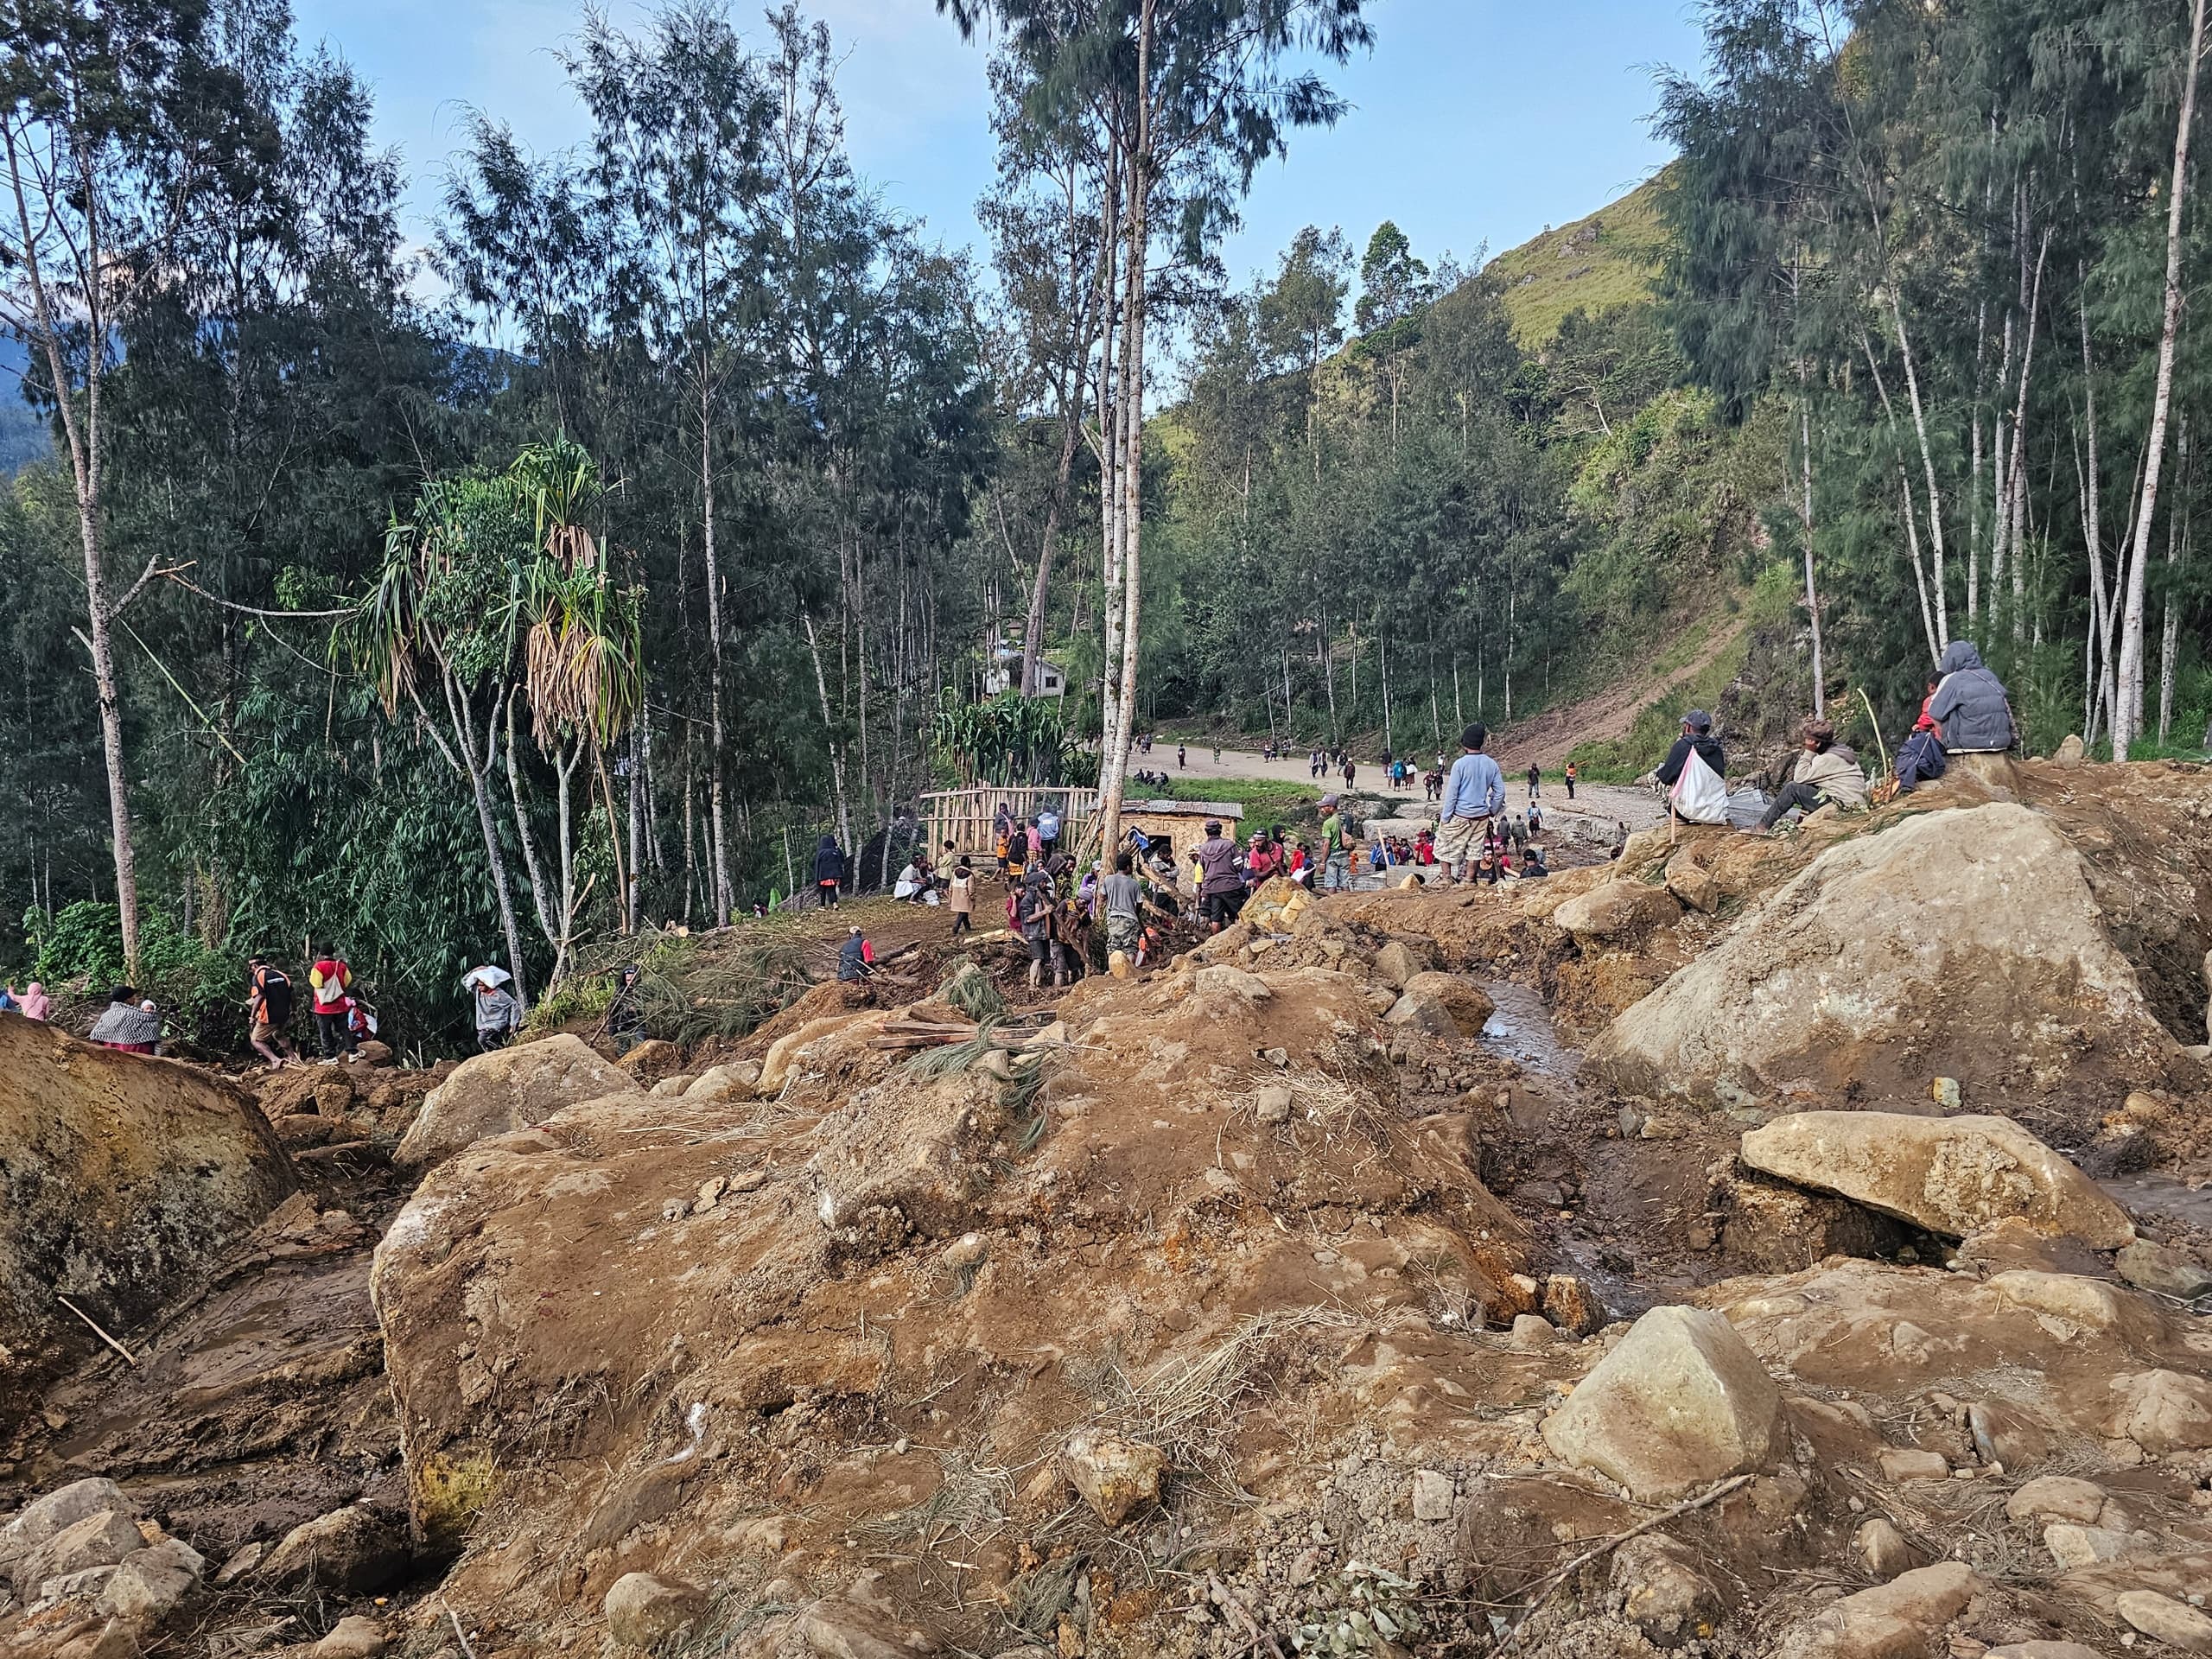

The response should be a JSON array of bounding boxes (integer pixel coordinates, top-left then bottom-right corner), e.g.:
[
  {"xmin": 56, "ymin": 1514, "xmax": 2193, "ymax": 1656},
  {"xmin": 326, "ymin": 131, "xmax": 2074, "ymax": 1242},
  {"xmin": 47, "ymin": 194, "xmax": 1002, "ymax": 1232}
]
[{"xmin": 9, "ymin": 766, "xmax": 2212, "ymax": 1659}]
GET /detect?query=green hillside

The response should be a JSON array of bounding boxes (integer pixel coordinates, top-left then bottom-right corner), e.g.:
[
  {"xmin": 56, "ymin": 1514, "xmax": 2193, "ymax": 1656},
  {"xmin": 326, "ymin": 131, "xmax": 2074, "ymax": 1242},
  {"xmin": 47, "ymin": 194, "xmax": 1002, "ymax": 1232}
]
[{"xmin": 1485, "ymin": 172, "xmax": 1669, "ymax": 347}]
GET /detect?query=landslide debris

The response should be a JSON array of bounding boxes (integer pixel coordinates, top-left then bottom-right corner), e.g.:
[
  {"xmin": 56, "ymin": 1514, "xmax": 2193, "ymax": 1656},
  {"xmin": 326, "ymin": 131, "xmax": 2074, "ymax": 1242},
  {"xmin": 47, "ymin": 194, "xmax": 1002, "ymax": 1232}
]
[{"xmin": 8, "ymin": 762, "xmax": 2212, "ymax": 1659}]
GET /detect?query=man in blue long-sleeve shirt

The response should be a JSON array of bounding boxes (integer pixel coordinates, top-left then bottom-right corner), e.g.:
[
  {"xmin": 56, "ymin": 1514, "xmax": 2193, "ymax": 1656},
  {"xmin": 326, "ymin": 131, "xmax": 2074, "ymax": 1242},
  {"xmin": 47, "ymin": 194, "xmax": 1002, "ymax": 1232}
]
[{"xmin": 1436, "ymin": 724, "xmax": 1504, "ymax": 882}]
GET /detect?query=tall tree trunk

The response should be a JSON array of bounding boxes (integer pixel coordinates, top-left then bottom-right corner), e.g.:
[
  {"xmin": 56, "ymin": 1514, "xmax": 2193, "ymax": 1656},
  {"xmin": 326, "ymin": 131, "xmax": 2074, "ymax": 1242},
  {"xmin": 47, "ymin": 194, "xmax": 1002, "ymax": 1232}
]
[
  {"xmin": 1891, "ymin": 289, "xmax": 1952, "ymax": 648},
  {"xmin": 2005, "ymin": 228, "xmax": 2052, "ymax": 644},
  {"xmin": 1022, "ymin": 417, "xmax": 1081, "ymax": 696},
  {"xmin": 5, "ymin": 125, "xmax": 139, "ymax": 975},
  {"xmin": 448, "ymin": 680, "xmax": 530, "ymax": 1012},
  {"xmin": 700, "ymin": 372, "xmax": 731, "ymax": 924},
  {"xmin": 801, "ymin": 609, "xmax": 855, "ymax": 854},
  {"xmin": 2116, "ymin": 0, "xmax": 2205, "ymax": 759},
  {"xmin": 628, "ymin": 715, "xmax": 646, "ymax": 929},
  {"xmin": 1799, "ymin": 387, "xmax": 1825, "ymax": 714},
  {"xmin": 2077, "ymin": 280, "xmax": 2119, "ymax": 743}
]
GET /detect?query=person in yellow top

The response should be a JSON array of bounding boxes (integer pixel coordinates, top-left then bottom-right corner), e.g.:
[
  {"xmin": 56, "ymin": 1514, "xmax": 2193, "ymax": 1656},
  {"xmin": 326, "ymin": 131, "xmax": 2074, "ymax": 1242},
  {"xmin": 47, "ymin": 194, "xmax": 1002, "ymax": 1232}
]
[{"xmin": 1564, "ymin": 760, "xmax": 1579, "ymax": 802}]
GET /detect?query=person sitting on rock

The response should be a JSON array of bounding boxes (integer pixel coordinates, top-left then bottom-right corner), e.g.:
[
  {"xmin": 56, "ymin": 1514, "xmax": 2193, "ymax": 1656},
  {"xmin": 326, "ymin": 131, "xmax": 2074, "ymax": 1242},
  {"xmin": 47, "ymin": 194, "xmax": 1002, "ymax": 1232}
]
[
  {"xmin": 1522, "ymin": 844, "xmax": 1551, "ymax": 879},
  {"xmin": 1926, "ymin": 639, "xmax": 2018, "ymax": 757},
  {"xmin": 87, "ymin": 984, "xmax": 162, "ymax": 1054},
  {"xmin": 1893, "ymin": 711, "xmax": 1948, "ymax": 793},
  {"xmin": 1652, "ymin": 709, "xmax": 1729, "ymax": 823},
  {"xmin": 1754, "ymin": 717, "xmax": 1869, "ymax": 833}
]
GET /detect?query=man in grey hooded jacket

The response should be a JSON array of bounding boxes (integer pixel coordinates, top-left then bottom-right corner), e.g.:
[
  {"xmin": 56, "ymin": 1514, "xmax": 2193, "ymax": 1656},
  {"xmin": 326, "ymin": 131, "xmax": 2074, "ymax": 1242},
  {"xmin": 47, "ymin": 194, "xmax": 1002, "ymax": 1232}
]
[{"xmin": 1927, "ymin": 640, "xmax": 2016, "ymax": 753}]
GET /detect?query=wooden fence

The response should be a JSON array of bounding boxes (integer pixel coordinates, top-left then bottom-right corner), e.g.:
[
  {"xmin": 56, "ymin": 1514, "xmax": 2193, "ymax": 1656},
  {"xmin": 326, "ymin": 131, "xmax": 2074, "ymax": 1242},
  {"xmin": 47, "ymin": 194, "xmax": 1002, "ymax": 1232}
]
[{"xmin": 923, "ymin": 785, "xmax": 1101, "ymax": 859}]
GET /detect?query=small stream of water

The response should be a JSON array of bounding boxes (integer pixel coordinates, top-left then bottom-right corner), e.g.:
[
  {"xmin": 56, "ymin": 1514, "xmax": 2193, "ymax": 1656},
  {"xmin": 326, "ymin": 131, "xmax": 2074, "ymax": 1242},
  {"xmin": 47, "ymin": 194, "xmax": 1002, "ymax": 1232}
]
[{"xmin": 1477, "ymin": 979, "xmax": 1580, "ymax": 1083}]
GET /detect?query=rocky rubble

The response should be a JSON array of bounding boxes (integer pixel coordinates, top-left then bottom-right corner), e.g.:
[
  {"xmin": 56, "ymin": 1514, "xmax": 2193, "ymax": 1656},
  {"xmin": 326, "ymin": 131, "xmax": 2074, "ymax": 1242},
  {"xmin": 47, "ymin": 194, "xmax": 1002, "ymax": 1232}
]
[{"xmin": 7, "ymin": 764, "xmax": 2212, "ymax": 1658}]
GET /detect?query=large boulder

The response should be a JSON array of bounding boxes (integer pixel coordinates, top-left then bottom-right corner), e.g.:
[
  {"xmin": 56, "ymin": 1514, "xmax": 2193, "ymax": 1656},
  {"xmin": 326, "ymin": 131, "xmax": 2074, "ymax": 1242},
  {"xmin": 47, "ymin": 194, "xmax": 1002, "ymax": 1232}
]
[
  {"xmin": 1774, "ymin": 1562, "xmax": 1982, "ymax": 1659},
  {"xmin": 1588, "ymin": 804, "xmax": 2181, "ymax": 1110},
  {"xmin": 1541, "ymin": 1306, "xmax": 1781, "ymax": 1501},
  {"xmin": 1550, "ymin": 880, "xmax": 1682, "ymax": 949},
  {"xmin": 1400, "ymin": 972, "xmax": 1495, "ymax": 1032},
  {"xmin": 1739, "ymin": 1112, "xmax": 2133, "ymax": 1248},
  {"xmin": 256, "ymin": 1506, "xmax": 408, "ymax": 1595},
  {"xmin": 0, "ymin": 1018, "xmax": 294, "ymax": 1422},
  {"xmin": 0, "ymin": 1479, "xmax": 132, "ymax": 1576},
  {"xmin": 395, "ymin": 1034, "xmax": 639, "ymax": 1168}
]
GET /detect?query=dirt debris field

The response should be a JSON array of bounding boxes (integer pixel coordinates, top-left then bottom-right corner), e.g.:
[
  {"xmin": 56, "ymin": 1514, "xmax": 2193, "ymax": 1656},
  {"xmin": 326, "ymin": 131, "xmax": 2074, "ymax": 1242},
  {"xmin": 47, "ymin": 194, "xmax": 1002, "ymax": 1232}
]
[{"xmin": 6, "ymin": 755, "xmax": 2212, "ymax": 1659}]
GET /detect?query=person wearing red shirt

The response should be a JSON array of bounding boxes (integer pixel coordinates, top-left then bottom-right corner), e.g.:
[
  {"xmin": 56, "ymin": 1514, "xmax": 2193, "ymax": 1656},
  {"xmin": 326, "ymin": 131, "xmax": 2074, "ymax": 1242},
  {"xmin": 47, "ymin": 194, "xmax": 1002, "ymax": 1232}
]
[{"xmin": 308, "ymin": 947, "xmax": 358, "ymax": 1063}]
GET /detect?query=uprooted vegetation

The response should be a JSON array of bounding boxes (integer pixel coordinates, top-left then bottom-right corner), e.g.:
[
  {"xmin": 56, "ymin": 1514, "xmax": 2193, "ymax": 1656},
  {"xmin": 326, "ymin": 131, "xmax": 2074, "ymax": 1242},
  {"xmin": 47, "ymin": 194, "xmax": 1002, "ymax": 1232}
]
[{"xmin": 5, "ymin": 756, "xmax": 2212, "ymax": 1659}]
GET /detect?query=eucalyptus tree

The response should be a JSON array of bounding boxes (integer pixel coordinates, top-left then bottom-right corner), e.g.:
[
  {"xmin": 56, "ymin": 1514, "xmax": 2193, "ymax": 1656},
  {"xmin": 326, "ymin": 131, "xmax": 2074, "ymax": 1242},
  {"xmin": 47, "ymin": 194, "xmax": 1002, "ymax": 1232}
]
[
  {"xmin": 0, "ymin": 0, "xmax": 269, "ymax": 973},
  {"xmin": 1257, "ymin": 224, "xmax": 1350, "ymax": 481},
  {"xmin": 1354, "ymin": 219, "xmax": 1433, "ymax": 450},
  {"xmin": 940, "ymin": 0, "xmax": 1373, "ymax": 854},
  {"xmin": 565, "ymin": 2, "xmax": 774, "ymax": 926}
]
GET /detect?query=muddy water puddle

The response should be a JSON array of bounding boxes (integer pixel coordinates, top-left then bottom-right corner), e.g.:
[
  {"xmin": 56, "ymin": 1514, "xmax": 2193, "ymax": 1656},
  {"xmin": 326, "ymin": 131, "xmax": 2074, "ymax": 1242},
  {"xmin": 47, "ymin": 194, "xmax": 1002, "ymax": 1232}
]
[
  {"xmin": 2103, "ymin": 1171, "xmax": 2212, "ymax": 1232},
  {"xmin": 1478, "ymin": 980, "xmax": 1580, "ymax": 1082}
]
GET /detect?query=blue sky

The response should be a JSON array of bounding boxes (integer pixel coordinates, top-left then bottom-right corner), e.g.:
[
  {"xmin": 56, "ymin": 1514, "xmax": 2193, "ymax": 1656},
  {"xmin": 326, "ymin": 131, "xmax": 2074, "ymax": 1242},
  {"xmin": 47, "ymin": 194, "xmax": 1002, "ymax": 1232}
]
[{"xmin": 291, "ymin": 0, "xmax": 1703, "ymax": 294}]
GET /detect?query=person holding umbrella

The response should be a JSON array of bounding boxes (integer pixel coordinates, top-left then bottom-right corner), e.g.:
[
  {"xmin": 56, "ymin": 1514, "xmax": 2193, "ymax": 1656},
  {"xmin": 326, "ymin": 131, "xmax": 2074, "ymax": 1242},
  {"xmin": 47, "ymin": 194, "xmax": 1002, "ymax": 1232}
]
[{"xmin": 464, "ymin": 964, "xmax": 522, "ymax": 1052}]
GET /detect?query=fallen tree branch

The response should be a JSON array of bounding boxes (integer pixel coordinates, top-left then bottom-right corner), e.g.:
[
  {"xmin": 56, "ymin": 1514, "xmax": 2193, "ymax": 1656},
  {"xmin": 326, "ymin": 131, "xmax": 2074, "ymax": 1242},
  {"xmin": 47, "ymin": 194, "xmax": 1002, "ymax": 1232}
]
[
  {"xmin": 56, "ymin": 1293, "xmax": 139, "ymax": 1367},
  {"xmin": 1497, "ymin": 1472, "xmax": 1755, "ymax": 1649}
]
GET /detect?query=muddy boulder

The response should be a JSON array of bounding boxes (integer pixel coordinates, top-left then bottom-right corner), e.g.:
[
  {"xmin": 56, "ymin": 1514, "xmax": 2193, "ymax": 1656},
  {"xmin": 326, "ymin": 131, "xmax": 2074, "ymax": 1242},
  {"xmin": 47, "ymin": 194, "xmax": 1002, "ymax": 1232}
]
[
  {"xmin": 1589, "ymin": 803, "xmax": 2182, "ymax": 1111},
  {"xmin": 1738, "ymin": 1111, "xmax": 2133, "ymax": 1247},
  {"xmin": 1551, "ymin": 879, "xmax": 1683, "ymax": 949},
  {"xmin": 1541, "ymin": 1305, "xmax": 1781, "ymax": 1500},
  {"xmin": 604, "ymin": 1571, "xmax": 706, "ymax": 1649},
  {"xmin": 1774, "ymin": 1562, "xmax": 1982, "ymax": 1659},
  {"xmin": 0, "ymin": 1019, "xmax": 295, "ymax": 1424},
  {"xmin": 394, "ymin": 1033, "xmax": 639, "ymax": 1169},
  {"xmin": 1400, "ymin": 971, "xmax": 1494, "ymax": 1032},
  {"xmin": 256, "ymin": 1505, "xmax": 408, "ymax": 1595}
]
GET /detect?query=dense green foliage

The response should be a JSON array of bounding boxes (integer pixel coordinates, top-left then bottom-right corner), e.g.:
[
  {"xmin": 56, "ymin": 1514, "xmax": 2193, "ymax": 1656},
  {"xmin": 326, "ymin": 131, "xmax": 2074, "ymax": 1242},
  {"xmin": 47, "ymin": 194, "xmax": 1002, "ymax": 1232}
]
[{"xmin": 5, "ymin": 0, "xmax": 2209, "ymax": 1053}]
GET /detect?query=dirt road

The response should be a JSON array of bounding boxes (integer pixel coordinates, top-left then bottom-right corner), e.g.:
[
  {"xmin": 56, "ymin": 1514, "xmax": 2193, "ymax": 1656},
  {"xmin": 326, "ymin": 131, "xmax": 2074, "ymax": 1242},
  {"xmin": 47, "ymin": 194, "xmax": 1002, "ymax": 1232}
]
[{"xmin": 1144, "ymin": 744, "xmax": 1666, "ymax": 836}]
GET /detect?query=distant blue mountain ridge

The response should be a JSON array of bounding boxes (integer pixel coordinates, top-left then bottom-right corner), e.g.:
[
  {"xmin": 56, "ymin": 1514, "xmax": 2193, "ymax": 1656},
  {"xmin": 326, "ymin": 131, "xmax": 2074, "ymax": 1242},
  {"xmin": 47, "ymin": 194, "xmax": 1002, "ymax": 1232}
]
[{"xmin": 0, "ymin": 335, "xmax": 54, "ymax": 476}]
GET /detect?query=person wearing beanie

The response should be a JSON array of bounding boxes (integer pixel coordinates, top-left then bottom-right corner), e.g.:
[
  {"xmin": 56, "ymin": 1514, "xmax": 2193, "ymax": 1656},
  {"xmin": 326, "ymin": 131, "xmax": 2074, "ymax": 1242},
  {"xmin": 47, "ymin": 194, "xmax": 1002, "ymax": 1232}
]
[{"xmin": 1436, "ymin": 723, "xmax": 1504, "ymax": 883}]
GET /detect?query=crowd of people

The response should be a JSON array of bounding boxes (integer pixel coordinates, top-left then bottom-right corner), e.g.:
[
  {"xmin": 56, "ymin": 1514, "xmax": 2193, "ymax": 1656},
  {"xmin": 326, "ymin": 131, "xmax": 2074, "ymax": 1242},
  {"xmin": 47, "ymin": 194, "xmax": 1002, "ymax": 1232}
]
[{"xmin": 10, "ymin": 646, "xmax": 2029, "ymax": 1062}]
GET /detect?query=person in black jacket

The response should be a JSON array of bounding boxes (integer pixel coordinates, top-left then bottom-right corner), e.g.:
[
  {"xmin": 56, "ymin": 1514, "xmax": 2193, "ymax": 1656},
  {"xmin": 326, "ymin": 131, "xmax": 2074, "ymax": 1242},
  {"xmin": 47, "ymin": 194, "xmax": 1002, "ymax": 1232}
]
[
  {"xmin": 1653, "ymin": 709, "xmax": 1727, "ymax": 798},
  {"xmin": 812, "ymin": 835, "xmax": 846, "ymax": 908}
]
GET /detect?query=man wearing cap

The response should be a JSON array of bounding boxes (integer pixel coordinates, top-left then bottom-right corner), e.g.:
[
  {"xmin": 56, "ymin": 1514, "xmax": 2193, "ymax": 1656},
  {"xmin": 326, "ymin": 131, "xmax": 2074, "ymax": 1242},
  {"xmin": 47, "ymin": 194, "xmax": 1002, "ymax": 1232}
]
[
  {"xmin": 1655, "ymin": 709, "xmax": 1728, "ymax": 810},
  {"xmin": 1194, "ymin": 819, "xmax": 1248, "ymax": 930},
  {"xmin": 1436, "ymin": 724, "xmax": 1505, "ymax": 883}
]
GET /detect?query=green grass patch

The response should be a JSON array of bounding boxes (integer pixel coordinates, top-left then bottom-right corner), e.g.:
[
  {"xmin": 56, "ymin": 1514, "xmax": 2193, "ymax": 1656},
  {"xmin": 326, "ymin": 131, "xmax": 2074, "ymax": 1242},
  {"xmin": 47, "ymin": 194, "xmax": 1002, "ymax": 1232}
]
[
  {"xmin": 1486, "ymin": 175, "xmax": 1668, "ymax": 348},
  {"xmin": 1134, "ymin": 774, "xmax": 1325, "ymax": 831}
]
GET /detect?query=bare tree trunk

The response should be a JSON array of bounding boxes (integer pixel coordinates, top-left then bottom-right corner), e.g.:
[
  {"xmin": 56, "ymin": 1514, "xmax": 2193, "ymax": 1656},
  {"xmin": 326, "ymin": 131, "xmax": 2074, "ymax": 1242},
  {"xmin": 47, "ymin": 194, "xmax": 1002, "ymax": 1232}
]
[
  {"xmin": 1799, "ymin": 389, "xmax": 1825, "ymax": 714},
  {"xmin": 2005, "ymin": 227, "xmax": 2052, "ymax": 644},
  {"xmin": 801, "ymin": 608, "xmax": 855, "ymax": 853},
  {"xmin": 2077, "ymin": 280, "xmax": 2119, "ymax": 743},
  {"xmin": 5, "ymin": 124, "xmax": 140, "ymax": 974},
  {"xmin": 2116, "ymin": 0, "xmax": 2205, "ymax": 759},
  {"xmin": 1101, "ymin": 46, "xmax": 1150, "ymax": 861},
  {"xmin": 700, "ymin": 372, "xmax": 732, "ymax": 924},
  {"xmin": 1376, "ymin": 607, "xmax": 1393, "ymax": 750},
  {"xmin": 442, "ymin": 678, "xmax": 530, "ymax": 1012},
  {"xmin": 1319, "ymin": 607, "xmax": 1338, "ymax": 740},
  {"xmin": 627, "ymin": 717, "xmax": 645, "ymax": 931},
  {"xmin": 1022, "ymin": 419, "xmax": 1080, "ymax": 696},
  {"xmin": 1891, "ymin": 289, "xmax": 1952, "ymax": 648}
]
